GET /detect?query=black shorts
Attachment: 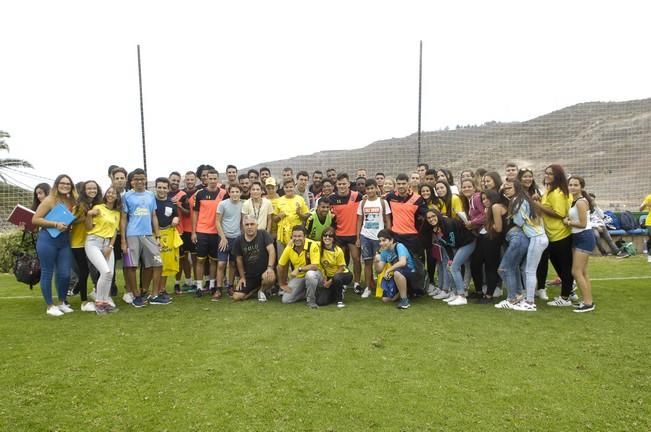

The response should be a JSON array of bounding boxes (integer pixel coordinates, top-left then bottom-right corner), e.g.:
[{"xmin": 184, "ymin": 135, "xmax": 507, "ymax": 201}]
[
  {"xmin": 196, "ymin": 233, "xmax": 219, "ymax": 260},
  {"xmin": 181, "ymin": 232, "xmax": 196, "ymax": 255},
  {"xmin": 335, "ymin": 235, "xmax": 357, "ymax": 248},
  {"xmin": 235, "ymin": 276, "xmax": 262, "ymax": 294}
]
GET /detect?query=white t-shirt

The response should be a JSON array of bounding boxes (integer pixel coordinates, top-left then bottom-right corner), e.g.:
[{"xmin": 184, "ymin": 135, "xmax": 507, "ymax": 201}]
[
  {"xmin": 241, "ymin": 198, "xmax": 274, "ymax": 231},
  {"xmin": 357, "ymin": 197, "xmax": 391, "ymax": 240}
]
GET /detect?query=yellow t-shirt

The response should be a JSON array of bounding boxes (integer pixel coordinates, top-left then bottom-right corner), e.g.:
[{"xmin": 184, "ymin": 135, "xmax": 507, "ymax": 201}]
[
  {"xmin": 278, "ymin": 239, "xmax": 320, "ymax": 279},
  {"xmin": 317, "ymin": 244, "xmax": 347, "ymax": 278},
  {"xmin": 643, "ymin": 194, "xmax": 651, "ymax": 226},
  {"xmin": 274, "ymin": 195, "xmax": 309, "ymax": 245},
  {"xmin": 541, "ymin": 188, "xmax": 572, "ymax": 242},
  {"xmin": 69, "ymin": 206, "xmax": 87, "ymax": 248},
  {"xmin": 87, "ymin": 204, "xmax": 121, "ymax": 239},
  {"xmin": 436, "ymin": 194, "xmax": 464, "ymax": 219}
]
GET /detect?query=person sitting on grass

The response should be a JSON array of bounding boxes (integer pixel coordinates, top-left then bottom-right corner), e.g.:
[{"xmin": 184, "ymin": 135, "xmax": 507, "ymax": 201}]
[
  {"xmin": 374, "ymin": 229, "xmax": 417, "ymax": 309},
  {"xmin": 232, "ymin": 215, "xmax": 276, "ymax": 302},
  {"xmin": 316, "ymin": 227, "xmax": 352, "ymax": 308},
  {"xmin": 277, "ymin": 225, "xmax": 322, "ymax": 308}
]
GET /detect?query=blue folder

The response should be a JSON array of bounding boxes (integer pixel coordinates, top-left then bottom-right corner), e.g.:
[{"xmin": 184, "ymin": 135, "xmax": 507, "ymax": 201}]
[{"xmin": 44, "ymin": 203, "xmax": 77, "ymax": 238}]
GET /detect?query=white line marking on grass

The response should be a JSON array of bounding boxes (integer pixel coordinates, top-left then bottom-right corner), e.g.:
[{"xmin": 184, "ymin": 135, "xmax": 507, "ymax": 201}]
[
  {"xmin": 591, "ymin": 276, "xmax": 651, "ymax": 281},
  {"xmin": 0, "ymin": 296, "xmax": 41, "ymax": 300}
]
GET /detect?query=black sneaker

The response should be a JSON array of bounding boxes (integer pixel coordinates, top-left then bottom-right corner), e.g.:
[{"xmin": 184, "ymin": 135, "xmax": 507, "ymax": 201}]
[{"xmin": 573, "ymin": 303, "xmax": 595, "ymax": 313}]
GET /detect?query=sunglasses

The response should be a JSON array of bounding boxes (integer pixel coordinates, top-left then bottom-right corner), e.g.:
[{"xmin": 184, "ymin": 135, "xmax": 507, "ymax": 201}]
[{"xmin": 322, "ymin": 233, "xmax": 335, "ymax": 238}]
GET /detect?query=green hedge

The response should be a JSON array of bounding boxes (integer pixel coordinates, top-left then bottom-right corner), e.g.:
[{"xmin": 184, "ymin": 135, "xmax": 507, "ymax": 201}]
[{"xmin": 0, "ymin": 229, "xmax": 37, "ymax": 273}]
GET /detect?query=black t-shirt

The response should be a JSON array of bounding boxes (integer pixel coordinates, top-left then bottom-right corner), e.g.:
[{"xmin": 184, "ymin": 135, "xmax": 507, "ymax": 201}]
[
  {"xmin": 156, "ymin": 197, "xmax": 178, "ymax": 228},
  {"xmin": 233, "ymin": 230, "xmax": 273, "ymax": 278}
]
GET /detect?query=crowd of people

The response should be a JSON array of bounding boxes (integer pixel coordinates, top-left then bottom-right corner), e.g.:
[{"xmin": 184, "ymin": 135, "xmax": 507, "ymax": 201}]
[{"xmin": 28, "ymin": 161, "xmax": 651, "ymax": 316}]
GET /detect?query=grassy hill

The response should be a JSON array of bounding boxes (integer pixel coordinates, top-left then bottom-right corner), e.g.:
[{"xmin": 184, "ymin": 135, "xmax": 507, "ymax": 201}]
[{"xmin": 248, "ymin": 98, "xmax": 651, "ymax": 208}]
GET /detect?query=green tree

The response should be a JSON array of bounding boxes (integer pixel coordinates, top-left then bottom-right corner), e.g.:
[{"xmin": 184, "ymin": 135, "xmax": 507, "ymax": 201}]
[{"xmin": 0, "ymin": 131, "xmax": 33, "ymax": 182}]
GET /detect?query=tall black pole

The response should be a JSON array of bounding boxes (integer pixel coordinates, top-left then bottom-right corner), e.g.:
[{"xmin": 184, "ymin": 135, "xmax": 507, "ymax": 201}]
[
  {"xmin": 417, "ymin": 40, "xmax": 423, "ymax": 165},
  {"xmin": 137, "ymin": 45, "xmax": 148, "ymax": 173}
]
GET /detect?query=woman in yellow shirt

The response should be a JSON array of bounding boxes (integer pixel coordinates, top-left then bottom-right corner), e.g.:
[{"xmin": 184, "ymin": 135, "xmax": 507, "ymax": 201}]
[
  {"xmin": 640, "ymin": 194, "xmax": 651, "ymax": 262},
  {"xmin": 84, "ymin": 187, "xmax": 121, "ymax": 314},
  {"xmin": 535, "ymin": 164, "xmax": 574, "ymax": 306},
  {"xmin": 434, "ymin": 181, "xmax": 464, "ymax": 219},
  {"xmin": 316, "ymin": 227, "xmax": 352, "ymax": 308}
]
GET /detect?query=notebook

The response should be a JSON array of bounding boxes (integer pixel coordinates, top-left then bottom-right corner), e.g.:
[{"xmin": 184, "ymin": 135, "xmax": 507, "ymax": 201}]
[
  {"xmin": 44, "ymin": 203, "xmax": 77, "ymax": 238},
  {"xmin": 8, "ymin": 204, "xmax": 37, "ymax": 233}
]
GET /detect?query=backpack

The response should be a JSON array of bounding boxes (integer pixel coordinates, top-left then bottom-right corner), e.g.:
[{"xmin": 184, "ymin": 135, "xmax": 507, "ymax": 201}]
[
  {"xmin": 410, "ymin": 257, "xmax": 429, "ymax": 297},
  {"xmin": 618, "ymin": 211, "xmax": 637, "ymax": 231},
  {"xmin": 603, "ymin": 210, "xmax": 620, "ymax": 230},
  {"xmin": 13, "ymin": 252, "xmax": 40, "ymax": 289}
]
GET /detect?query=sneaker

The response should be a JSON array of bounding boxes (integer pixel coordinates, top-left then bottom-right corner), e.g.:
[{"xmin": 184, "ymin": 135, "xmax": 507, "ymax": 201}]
[
  {"xmin": 106, "ymin": 304, "xmax": 119, "ymax": 313},
  {"xmin": 46, "ymin": 305, "xmax": 64, "ymax": 317},
  {"xmin": 443, "ymin": 294, "xmax": 457, "ymax": 303},
  {"xmin": 337, "ymin": 301, "xmax": 346, "ymax": 308},
  {"xmin": 467, "ymin": 291, "xmax": 483, "ymax": 299},
  {"xmin": 257, "ymin": 290, "xmax": 267, "ymax": 303},
  {"xmin": 95, "ymin": 304, "xmax": 108, "ymax": 315},
  {"xmin": 182, "ymin": 283, "xmax": 196, "ymax": 292},
  {"xmin": 81, "ymin": 302, "xmax": 96, "ymax": 312},
  {"xmin": 492, "ymin": 287, "xmax": 502, "ymax": 298},
  {"xmin": 89, "ymin": 290, "xmax": 97, "ymax": 301},
  {"xmin": 107, "ymin": 298, "xmax": 116, "ymax": 308},
  {"xmin": 353, "ymin": 283, "xmax": 363, "ymax": 295},
  {"xmin": 535, "ymin": 289, "xmax": 549, "ymax": 300},
  {"xmin": 361, "ymin": 288, "xmax": 372, "ymax": 299},
  {"xmin": 448, "ymin": 296, "xmax": 468, "ymax": 306},
  {"xmin": 494, "ymin": 299, "xmax": 517, "ymax": 310},
  {"xmin": 430, "ymin": 287, "xmax": 442, "ymax": 298},
  {"xmin": 307, "ymin": 302, "xmax": 319, "ymax": 309},
  {"xmin": 573, "ymin": 303, "xmax": 595, "ymax": 313},
  {"xmin": 397, "ymin": 298, "xmax": 411, "ymax": 309},
  {"xmin": 58, "ymin": 303, "xmax": 74, "ymax": 313},
  {"xmin": 569, "ymin": 292, "xmax": 580, "ymax": 302},
  {"xmin": 648, "ymin": 255, "xmax": 651, "ymax": 263},
  {"xmin": 211, "ymin": 290, "xmax": 222, "ymax": 302},
  {"xmin": 131, "ymin": 296, "xmax": 146, "ymax": 308},
  {"xmin": 513, "ymin": 301, "xmax": 537, "ymax": 312},
  {"xmin": 149, "ymin": 295, "xmax": 171, "ymax": 305},
  {"xmin": 432, "ymin": 290, "xmax": 451, "ymax": 300},
  {"xmin": 547, "ymin": 296, "xmax": 573, "ymax": 307},
  {"xmin": 122, "ymin": 292, "xmax": 134, "ymax": 304},
  {"xmin": 174, "ymin": 287, "xmax": 183, "ymax": 295},
  {"xmin": 426, "ymin": 283, "xmax": 437, "ymax": 296}
]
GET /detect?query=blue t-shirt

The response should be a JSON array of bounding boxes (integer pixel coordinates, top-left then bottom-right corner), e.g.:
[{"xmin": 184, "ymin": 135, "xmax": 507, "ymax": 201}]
[
  {"xmin": 123, "ymin": 190, "xmax": 157, "ymax": 237},
  {"xmin": 379, "ymin": 243, "xmax": 415, "ymax": 272}
]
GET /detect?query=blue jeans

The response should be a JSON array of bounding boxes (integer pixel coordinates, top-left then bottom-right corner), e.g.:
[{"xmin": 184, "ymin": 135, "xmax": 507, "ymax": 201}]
[
  {"xmin": 498, "ymin": 229, "xmax": 529, "ymax": 300},
  {"xmin": 36, "ymin": 230, "xmax": 73, "ymax": 305},
  {"xmin": 450, "ymin": 241, "xmax": 476, "ymax": 295}
]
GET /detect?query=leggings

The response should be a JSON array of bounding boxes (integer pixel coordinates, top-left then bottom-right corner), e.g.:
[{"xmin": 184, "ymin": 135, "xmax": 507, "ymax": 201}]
[
  {"xmin": 85, "ymin": 235, "xmax": 115, "ymax": 302},
  {"xmin": 471, "ymin": 234, "xmax": 502, "ymax": 296},
  {"xmin": 36, "ymin": 230, "xmax": 72, "ymax": 305},
  {"xmin": 71, "ymin": 247, "xmax": 89, "ymax": 301},
  {"xmin": 536, "ymin": 235, "xmax": 574, "ymax": 297}
]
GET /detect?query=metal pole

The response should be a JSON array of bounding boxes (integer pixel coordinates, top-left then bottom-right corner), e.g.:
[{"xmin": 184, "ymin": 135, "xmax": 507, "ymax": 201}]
[
  {"xmin": 417, "ymin": 40, "xmax": 423, "ymax": 165},
  {"xmin": 137, "ymin": 44, "xmax": 148, "ymax": 173}
]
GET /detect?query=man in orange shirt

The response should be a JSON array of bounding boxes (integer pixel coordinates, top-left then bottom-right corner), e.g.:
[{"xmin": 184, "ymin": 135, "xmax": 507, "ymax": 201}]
[{"xmin": 385, "ymin": 173, "xmax": 428, "ymax": 258}]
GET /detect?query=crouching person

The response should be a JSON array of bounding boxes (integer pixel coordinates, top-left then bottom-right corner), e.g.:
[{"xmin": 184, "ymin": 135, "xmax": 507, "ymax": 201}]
[
  {"xmin": 375, "ymin": 229, "xmax": 417, "ymax": 309},
  {"xmin": 277, "ymin": 225, "xmax": 322, "ymax": 308},
  {"xmin": 232, "ymin": 215, "xmax": 276, "ymax": 302},
  {"xmin": 316, "ymin": 227, "xmax": 352, "ymax": 308}
]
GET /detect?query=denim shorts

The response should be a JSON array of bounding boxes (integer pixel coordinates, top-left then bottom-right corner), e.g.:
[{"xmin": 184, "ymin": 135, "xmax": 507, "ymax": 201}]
[
  {"xmin": 360, "ymin": 235, "xmax": 380, "ymax": 261},
  {"xmin": 217, "ymin": 236, "xmax": 238, "ymax": 262},
  {"xmin": 572, "ymin": 229, "xmax": 596, "ymax": 254}
]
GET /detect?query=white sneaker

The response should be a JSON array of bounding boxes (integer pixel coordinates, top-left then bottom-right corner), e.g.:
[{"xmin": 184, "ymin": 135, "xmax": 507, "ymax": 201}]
[
  {"xmin": 81, "ymin": 302, "xmax": 96, "ymax": 312},
  {"xmin": 443, "ymin": 294, "xmax": 457, "ymax": 303},
  {"xmin": 432, "ymin": 290, "xmax": 451, "ymax": 300},
  {"xmin": 89, "ymin": 290, "xmax": 97, "ymax": 301},
  {"xmin": 481, "ymin": 284, "xmax": 487, "ymax": 294},
  {"xmin": 430, "ymin": 288, "xmax": 442, "ymax": 298},
  {"xmin": 122, "ymin": 292, "xmax": 134, "ymax": 304},
  {"xmin": 361, "ymin": 288, "xmax": 372, "ymax": 298},
  {"xmin": 257, "ymin": 290, "xmax": 267, "ymax": 303},
  {"xmin": 494, "ymin": 299, "xmax": 517, "ymax": 310},
  {"xmin": 58, "ymin": 303, "xmax": 74, "ymax": 313},
  {"xmin": 535, "ymin": 289, "xmax": 549, "ymax": 300},
  {"xmin": 493, "ymin": 287, "xmax": 502, "ymax": 298},
  {"xmin": 107, "ymin": 298, "xmax": 116, "ymax": 308},
  {"xmin": 547, "ymin": 296, "xmax": 573, "ymax": 307},
  {"xmin": 448, "ymin": 296, "xmax": 467, "ymax": 306},
  {"xmin": 47, "ymin": 305, "xmax": 64, "ymax": 317},
  {"xmin": 513, "ymin": 301, "xmax": 537, "ymax": 312},
  {"xmin": 337, "ymin": 301, "xmax": 346, "ymax": 308},
  {"xmin": 426, "ymin": 283, "xmax": 437, "ymax": 296},
  {"xmin": 569, "ymin": 292, "xmax": 580, "ymax": 302}
]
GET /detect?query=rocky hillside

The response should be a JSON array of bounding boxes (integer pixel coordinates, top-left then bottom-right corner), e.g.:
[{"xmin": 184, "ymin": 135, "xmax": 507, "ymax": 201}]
[{"xmin": 247, "ymin": 98, "xmax": 651, "ymax": 209}]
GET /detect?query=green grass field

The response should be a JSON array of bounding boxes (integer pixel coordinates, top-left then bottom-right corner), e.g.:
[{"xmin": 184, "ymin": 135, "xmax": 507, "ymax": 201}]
[{"xmin": 1, "ymin": 256, "xmax": 650, "ymax": 431}]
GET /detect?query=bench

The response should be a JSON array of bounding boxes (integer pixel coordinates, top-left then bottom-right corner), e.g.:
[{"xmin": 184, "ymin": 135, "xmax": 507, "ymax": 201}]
[{"xmin": 607, "ymin": 212, "xmax": 648, "ymax": 253}]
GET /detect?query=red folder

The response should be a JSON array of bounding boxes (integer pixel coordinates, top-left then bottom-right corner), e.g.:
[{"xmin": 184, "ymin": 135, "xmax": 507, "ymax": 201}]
[{"xmin": 8, "ymin": 204, "xmax": 37, "ymax": 233}]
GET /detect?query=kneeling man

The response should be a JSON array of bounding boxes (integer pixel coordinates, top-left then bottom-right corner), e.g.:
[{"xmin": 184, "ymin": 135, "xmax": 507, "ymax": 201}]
[{"xmin": 232, "ymin": 215, "xmax": 276, "ymax": 301}]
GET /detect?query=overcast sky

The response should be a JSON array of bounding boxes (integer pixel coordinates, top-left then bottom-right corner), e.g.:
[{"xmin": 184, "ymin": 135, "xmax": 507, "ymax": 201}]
[{"xmin": 1, "ymin": 0, "xmax": 649, "ymax": 189}]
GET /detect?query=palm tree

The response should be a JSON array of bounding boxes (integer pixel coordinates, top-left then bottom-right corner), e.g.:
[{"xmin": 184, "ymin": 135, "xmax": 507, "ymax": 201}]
[{"xmin": 0, "ymin": 130, "xmax": 34, "ymax": 182}]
